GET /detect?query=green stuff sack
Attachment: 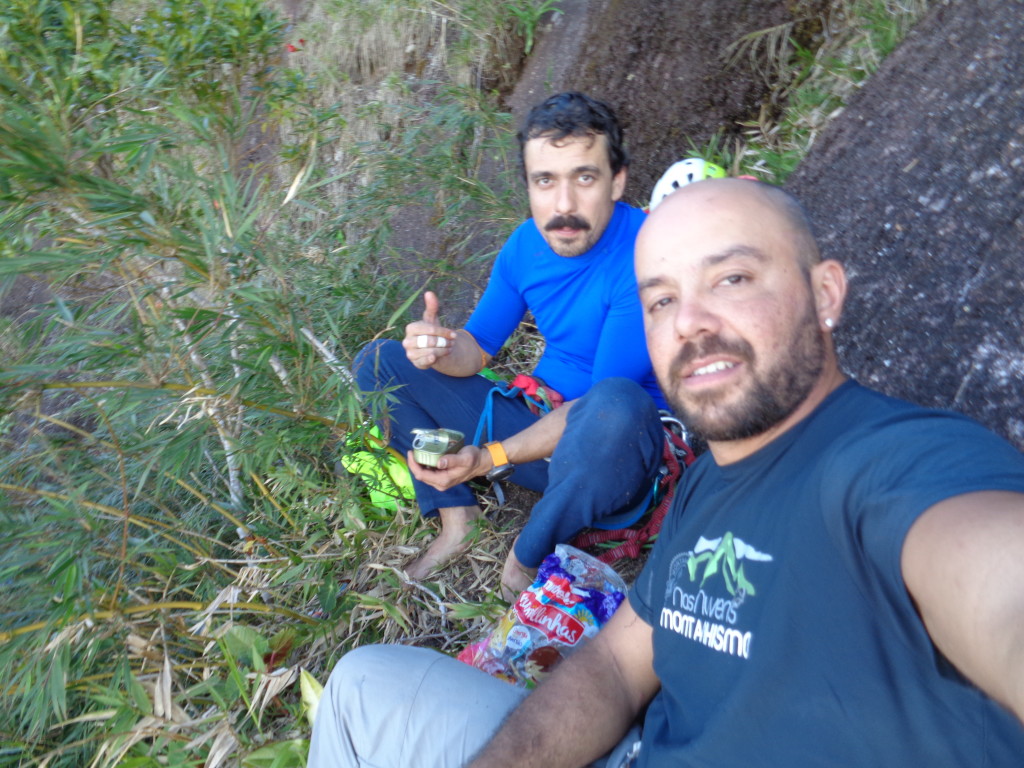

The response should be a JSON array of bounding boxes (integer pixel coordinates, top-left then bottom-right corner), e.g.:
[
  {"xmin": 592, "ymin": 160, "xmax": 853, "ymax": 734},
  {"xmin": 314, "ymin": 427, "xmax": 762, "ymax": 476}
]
[
  {"xmin": 340, "ymin": 426, "xmax": 414, "ymax": 511},
  {"xmin": 341, "ymin": 367, "xmax": 504, "ymax": 510}
]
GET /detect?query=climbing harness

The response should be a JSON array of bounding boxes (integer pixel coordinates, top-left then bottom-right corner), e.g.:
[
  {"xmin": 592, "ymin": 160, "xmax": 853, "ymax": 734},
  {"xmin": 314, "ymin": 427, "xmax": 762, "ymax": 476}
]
[
  {"xmin": 472, "ymin": 370, "xmax": 696, "ymax": 562},
  {"xmin": 471, "ymin": 374, "xmax": 563, "ymax": 445},
  {"xmin": 472, "ymin": 373, "xmax": 563, "ymax": 505}
]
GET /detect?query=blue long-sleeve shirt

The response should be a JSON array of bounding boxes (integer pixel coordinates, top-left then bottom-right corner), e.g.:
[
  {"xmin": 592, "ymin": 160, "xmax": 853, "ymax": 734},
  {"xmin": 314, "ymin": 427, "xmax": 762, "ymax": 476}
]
[{"xmin": 465, "ymin": 202, "xmax": 666, "ymax": 408}]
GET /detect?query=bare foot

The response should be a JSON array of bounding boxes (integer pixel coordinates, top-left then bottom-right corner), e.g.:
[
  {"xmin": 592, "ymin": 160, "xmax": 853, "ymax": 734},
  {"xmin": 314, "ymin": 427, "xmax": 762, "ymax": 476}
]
[
  {"xmin": 404, "ymin": 505, "xmax": 482, "ymax": 581},
  {"xmin": 499, "ymin": 544, "xmax": 538, "ymax": 602}
]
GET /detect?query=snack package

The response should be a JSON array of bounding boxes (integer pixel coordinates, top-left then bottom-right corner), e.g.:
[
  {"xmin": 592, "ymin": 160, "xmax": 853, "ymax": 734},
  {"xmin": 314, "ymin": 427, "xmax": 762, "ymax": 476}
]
[{"xmin": 457, "ymin": 544, "xmax": 626, "ymax": 688}]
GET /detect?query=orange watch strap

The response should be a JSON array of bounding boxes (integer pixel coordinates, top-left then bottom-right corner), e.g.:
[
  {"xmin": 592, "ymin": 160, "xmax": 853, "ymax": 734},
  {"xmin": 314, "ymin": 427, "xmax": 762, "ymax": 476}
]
[{"xmin": 484, "ymin": 441, "xmax": 509, "ymax": 467}]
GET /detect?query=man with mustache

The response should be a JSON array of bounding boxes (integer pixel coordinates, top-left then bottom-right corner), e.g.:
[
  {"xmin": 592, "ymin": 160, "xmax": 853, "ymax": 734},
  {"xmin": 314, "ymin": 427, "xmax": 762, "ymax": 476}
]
[
  {"xmin": 313, "ymin": 179, "xmax": 1024, "ymax": 766},
  {"xmin": 355, "ymin": 92, "xmax": 667, "ymax": 597}
]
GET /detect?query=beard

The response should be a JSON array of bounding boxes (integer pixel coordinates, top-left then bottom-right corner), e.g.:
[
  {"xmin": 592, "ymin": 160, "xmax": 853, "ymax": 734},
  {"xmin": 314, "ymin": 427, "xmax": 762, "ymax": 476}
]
[
  {"xmin": 543, "ymin": 214, "xmax": 595, "ymax": 257},
  {"xmin": 662, "ymin": 298, "xmax": 825, "ymax": 443}
]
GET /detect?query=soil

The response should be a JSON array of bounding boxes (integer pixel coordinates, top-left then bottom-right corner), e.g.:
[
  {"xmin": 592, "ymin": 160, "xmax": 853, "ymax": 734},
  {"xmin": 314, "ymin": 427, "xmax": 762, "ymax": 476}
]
[{"xmin": 526, "ymin": 0, "xmax": 830, "ymax": 202}]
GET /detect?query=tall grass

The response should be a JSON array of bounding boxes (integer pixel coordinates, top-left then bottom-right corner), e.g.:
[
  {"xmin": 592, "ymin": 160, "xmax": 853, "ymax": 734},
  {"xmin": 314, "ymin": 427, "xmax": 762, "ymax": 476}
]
[
  {"xmin": 718, "ymin": 0, "xmax": 932, "ymax": 180},
  {"xmin": 0, "ymin": 0, "xmax": 532, "ymax": 764}
]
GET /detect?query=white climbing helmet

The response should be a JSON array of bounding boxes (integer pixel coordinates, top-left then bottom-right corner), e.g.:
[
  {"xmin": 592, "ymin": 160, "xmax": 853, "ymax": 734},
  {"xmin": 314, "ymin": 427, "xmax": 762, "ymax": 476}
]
[{"xmin": 648, "ymin": 157, "xmax": 727, "ymax": 211}]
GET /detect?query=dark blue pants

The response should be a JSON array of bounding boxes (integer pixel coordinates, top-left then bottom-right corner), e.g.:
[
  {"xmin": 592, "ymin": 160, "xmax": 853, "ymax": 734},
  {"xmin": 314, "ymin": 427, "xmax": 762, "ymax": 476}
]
[{"xmin": 353, "ymin": 340, "xmax": 664, "ymax": 567}]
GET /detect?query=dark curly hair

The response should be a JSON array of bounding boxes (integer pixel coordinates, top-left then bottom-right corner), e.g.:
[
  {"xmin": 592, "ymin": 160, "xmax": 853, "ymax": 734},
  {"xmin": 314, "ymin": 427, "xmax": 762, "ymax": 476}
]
[{"xmin": 517, "ymin": 91, "xmax": 629, "ymax": 179}]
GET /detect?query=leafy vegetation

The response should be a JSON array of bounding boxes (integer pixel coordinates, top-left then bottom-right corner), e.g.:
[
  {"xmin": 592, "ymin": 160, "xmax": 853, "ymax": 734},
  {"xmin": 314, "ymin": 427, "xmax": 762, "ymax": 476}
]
[{"xmin": 0, "ymin": 0, "xmax": 536, "ymax": 764}]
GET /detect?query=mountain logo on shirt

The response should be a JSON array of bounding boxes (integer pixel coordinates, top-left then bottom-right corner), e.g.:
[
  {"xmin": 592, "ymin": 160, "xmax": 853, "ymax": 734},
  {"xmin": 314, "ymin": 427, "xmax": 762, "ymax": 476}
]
[
  {"xmin": 687, "ymin": 533, "xmax": 773, "ymax": 597},
  {"xmin": 659, "ymin": 532, "xmax": 773, "ymax": 659}
]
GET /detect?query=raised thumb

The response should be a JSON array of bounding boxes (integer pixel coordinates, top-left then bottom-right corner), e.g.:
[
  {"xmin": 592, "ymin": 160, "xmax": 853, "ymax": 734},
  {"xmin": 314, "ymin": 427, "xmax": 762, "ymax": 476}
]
[{"xmin": 422, "ymin": 291, "xmax": 440, "ymax": 325}]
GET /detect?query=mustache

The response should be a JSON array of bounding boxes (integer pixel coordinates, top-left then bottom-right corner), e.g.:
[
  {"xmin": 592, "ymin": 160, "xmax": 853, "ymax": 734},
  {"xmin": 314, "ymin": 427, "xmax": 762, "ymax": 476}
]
[
  {"xmin": 545, "ymin": 214, "xmax": 590, "ymax": 232},
  {"xmin": 668, "ymin": 335, "xmax": 754, "ymax": 381}
]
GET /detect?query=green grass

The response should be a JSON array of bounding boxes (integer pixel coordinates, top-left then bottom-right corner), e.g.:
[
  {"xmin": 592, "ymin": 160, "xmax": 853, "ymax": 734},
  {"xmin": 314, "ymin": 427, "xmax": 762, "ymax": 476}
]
[
  {"xmin": 713, "ymin": 0, "xmax": 932, "ymax": 181},
  {"xmin": 0, "ymin": 0, "xmax": 541, "ymax": 765}
]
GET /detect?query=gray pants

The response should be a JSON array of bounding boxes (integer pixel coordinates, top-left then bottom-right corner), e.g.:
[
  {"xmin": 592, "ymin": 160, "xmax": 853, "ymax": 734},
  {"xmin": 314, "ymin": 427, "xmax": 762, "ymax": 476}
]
[{"xmin": 308, "ymin": 644, "xmax": 642, "ymax": 768}]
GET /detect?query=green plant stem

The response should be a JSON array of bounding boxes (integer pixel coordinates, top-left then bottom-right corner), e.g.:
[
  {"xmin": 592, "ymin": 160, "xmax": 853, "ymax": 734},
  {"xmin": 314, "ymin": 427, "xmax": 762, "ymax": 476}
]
[
  {"xmin": 18, "ymin": 379, "xmax": 396, "ymax": 452},
  {"xmin": 0, "ymin": 600, "xmax": 318, "ymax": 644}
]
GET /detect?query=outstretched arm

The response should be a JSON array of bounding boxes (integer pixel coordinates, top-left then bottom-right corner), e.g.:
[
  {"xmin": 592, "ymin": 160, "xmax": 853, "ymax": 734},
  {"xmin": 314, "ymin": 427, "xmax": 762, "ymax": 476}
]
[
  {"xmin": 467, "ymin": 598, "xmax": 660, "ymax": 768},
  {"xmin": 902, "ymin": 490, "xmax": 1024, "ymax": 723}
]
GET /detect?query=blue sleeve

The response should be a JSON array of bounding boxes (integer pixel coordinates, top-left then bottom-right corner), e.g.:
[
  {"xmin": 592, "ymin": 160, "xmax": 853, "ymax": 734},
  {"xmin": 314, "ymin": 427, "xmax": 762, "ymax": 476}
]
[{"xmin": 464, "ymin": 232, "xmax": 527, "ymax": 356}]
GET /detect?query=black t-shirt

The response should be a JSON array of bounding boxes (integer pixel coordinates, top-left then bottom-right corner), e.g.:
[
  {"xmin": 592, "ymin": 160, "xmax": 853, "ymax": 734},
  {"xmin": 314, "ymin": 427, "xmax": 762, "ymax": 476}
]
[{"xmin": 631, "ymin": 381, "xmax": 1024, "ymax": 766}]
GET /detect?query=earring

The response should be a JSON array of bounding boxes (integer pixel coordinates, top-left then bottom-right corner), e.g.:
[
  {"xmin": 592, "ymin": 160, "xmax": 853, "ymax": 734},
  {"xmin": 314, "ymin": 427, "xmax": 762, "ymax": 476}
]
[{"xmin": 824, "ymin": 318, "xmax": 835, "ymax": 329}]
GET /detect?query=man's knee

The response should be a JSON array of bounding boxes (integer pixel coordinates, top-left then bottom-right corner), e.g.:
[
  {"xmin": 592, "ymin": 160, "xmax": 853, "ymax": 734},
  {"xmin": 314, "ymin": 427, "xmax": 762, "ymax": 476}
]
[
  {"xmin": 311, "ymin": 645, "xmax": 431, "ymax": 765},
  {"xmin": 317, "ymin": 645, "xmax": 390, "ymax": 721},
  {"xmin": 308, "ymin": 646, "xmax": 378, "ymax": 767},
  {"xmin": 311, "ymin": 644, "xmax": 525, "ymax": 768},
  {"xmin": 353, "ymin": 338, "xmax": 405, "ymax": 391},
  {"xmin": 573, "ymin": 378, "xmax": 662, "ymax": 436},
  {"xmin": 319, "ymin": 644, "xmax": 450, "ymax": 709}
]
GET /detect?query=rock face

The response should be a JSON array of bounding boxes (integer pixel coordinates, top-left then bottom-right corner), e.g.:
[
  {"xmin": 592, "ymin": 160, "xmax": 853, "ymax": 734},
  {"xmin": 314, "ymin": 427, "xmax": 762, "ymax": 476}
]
[
  {"xmin": 568, "ymin": 0, "xmax": 825, "ymax": 202},
  {"xmin": 512, "ymin": 0, "xmax": 827, "ymax": 202},
  {"xmin": 786, "ymin": 0, "xmax": 1024, "ymax": 449}
]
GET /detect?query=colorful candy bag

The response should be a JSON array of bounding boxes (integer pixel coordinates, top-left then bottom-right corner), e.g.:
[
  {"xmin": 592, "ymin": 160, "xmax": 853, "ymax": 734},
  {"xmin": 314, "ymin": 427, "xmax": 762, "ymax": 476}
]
[{"xmin": 457, "ymin": 544, "xmax": 627, "ymax": 688}]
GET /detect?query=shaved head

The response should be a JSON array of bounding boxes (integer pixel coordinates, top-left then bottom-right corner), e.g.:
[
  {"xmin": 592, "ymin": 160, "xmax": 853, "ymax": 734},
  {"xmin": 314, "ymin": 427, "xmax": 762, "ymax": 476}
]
[
  {"xmin": 646, "ymin": 178, "xmax": 821, "ymax": 272},
  {"xmin": 747, "ymin": 181, "xmax": 821, "ymax": 271}
]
